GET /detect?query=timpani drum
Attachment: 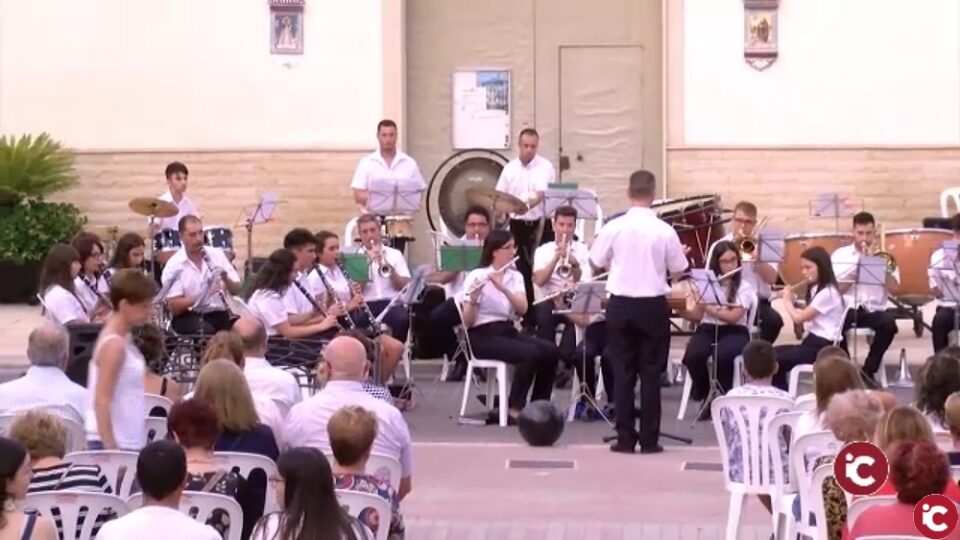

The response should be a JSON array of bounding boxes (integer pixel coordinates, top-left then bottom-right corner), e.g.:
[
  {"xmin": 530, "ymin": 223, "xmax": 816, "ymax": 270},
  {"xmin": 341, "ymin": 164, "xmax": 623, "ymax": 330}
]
[
  {"xmin": 652, "ymin": 194, "xmax": 726, "ymax": 268},
  {"xmin": 884, "ymin": 228, "xmax": 952, "ymax": 304},
  {"xmin": 782, "ymin": 233, "xmax": 853, "ymax": 287}
]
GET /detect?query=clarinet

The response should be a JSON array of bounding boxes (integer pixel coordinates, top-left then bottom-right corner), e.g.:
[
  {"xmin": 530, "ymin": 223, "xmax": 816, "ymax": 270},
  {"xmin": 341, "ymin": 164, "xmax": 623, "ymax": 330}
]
[
  {"xmin": 79, "ymin": 272, "xmax": 112, "ymax": 311},
  {"xmin": 291, "ymin": 277, "xmax": 344, "ymax": 331},
  {"xmin": 201, "ymin": 249, "xmax": 232, "ymax": 315},
  {"xmin": 336, "ymin": 256, "xmax": 380, "ymax": 336},
  {"xmin": 313, "ymin": 264, "xmax": 356, "ymax": 329}
]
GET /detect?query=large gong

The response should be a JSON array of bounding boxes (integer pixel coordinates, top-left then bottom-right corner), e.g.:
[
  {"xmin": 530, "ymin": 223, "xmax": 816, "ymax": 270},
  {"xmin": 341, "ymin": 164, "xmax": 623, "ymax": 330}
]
[{"xmin": 426, "ymin": 149, "xmax": 509, "ymax": 237}]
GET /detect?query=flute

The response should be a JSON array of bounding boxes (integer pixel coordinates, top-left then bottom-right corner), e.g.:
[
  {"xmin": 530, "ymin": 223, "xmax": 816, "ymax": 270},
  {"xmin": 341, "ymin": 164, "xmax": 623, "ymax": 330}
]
[{"xmin": 464, "ymin": 256, "xmax": 519, "ymax": 297}]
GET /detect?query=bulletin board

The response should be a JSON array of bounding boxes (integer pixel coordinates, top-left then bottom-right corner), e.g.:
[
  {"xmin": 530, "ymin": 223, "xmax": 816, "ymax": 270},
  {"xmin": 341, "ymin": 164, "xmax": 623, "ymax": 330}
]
[{"xmin": 452, "ymin": 69, "xmax": 512, "ymax": 150}]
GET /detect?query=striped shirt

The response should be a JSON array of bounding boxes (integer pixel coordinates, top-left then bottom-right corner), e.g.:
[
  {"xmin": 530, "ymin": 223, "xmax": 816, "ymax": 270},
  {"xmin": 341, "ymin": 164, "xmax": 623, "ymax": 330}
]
[{"xmin": 29, "ymin": 462, "xmax": 114, "ymax": 539}]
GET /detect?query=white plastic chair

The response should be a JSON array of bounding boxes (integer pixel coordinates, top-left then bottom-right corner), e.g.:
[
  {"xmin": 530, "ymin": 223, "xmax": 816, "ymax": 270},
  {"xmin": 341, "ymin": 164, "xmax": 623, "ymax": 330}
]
[
  {"xmin": 336, "ymin": 490, "xmax": 392, "ymax": 540},
  {"xmin": 454, "ymin": 301, "xmax": 512, "ymax": 427},
  {"xmin": 344, "ymin": 216, "xmax": 360, "ymax": 246},
  {"xmin": 365, "ymin": 452, "xmax": 403, "ymax": 492},
  {"xmin": 794, "ymin": 393, "xmax": 816, "ymax": 412},
  {"xmin": 846, "ymin": 495, "xmax": 897, "ymax": 532},
  {"xmin": 710, "ymin": 394, "xmax": 796, "ymax": 540},
  {"xmin": 144, "ymin": 416, "xmax": 168, "ymax": 444},
  {"xmin": 143, "ymin": 394, "xmax": 174, "ymax": 417},
  {"xmin": 0, "ymin": 412, "xmax": 86, "ymax": 453},
  {"xmin": 127, "ymin": 491, "xmax": 243, "ymax": 540},
  {"xmin": 767, "ymin": 411, "xmax": 803, "ymax": 540},
  {"xmin": 64, "ymin": 450, "xmax": 139, "ymax": 499},
  {"xmin": 24, "ymin": 491, "xmax": 129, "ymax": 540},
  {"xmin": 805, "ymin": 463, "xmax": 835, "ymax": 540},
  {"xmin": 790, "ymin": 432, "xmax": 842, "ymax": 539},
  {"xmin": 788, "ymin": 364, "xmax": 814, "ymax": 399},
  {"xmin": 211, "ymin": 451, "xmax": 280, "ymax": 514},
  {"xmin": 941, "ymin": 187, "xmax": 960, "ymax": 218}
]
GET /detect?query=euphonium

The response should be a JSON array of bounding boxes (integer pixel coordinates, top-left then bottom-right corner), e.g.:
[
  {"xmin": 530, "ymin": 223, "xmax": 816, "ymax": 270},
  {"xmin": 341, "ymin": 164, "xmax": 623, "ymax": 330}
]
[{"xmin": 556, "ymin": 233, "xmax": 572, "ymax": 279}]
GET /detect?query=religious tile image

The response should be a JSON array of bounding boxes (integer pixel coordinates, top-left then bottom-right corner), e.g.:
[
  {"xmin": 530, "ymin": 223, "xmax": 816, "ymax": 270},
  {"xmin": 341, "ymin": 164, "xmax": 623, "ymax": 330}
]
[{"xmin": 271, "ymin": 10, "xmax": 303, "ymax": 54}]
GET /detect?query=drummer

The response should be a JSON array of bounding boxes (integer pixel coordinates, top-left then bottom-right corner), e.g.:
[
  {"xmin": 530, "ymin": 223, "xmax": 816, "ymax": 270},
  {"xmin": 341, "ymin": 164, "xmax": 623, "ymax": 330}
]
[
  {"xmin": 929, "ymin": 213, "xmax": 960, "ymax": 353},
  {"xmin": 495, "ymin": 128, "xmax": 557, "ymax": 327},
  {"xmin": 703, "ymin": 201, "xmax": 782, "ymax": 343},
  {"xmin": 349, "ymin": 119, "xmax": 426, "ymax": 254},
  {"xmin": 151, "ymin": 161, "xmax": 198, "ymax": 265}
]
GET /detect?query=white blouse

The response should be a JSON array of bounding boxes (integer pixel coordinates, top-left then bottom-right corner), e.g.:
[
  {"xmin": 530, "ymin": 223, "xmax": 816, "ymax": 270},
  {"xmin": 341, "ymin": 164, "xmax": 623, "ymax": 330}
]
[
  {"xmin": 85, "ymin": 333, "xmax": 146, "ymax": 450},
  {"xmin": 701, "ymin": 279, "xmax": 757, "ymax": 327},
  {"xmin": 43, "ymin": 285, "xmax": 90, "ymax": 325},
  {"xmin": 74, "ymin": 274, "xmax": 108, "ymax": 314},
  {"xmin": 248, "ymin": 289, "xmax": 289, "ymax": 337},
  {"xmin": 805, "ymin": 284, "xmax": 846, "ymax": 342},
  {"xmin": 461, "ymin": 266, "xmax": 525, "ymax": 327}
]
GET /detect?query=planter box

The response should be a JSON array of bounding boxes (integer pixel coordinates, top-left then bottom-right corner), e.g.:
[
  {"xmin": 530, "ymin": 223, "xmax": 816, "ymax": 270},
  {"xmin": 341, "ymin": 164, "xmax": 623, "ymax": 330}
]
[{"xmin": 0, "ymin": 260, "xmax": 40, "ymax": 304}]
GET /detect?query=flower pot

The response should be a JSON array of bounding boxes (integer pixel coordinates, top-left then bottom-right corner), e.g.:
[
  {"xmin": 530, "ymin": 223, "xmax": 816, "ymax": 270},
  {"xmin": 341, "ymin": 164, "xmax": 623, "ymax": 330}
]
[{"xmin": 0, "ymin": 259, "xmax": 41, "ymax": 304}]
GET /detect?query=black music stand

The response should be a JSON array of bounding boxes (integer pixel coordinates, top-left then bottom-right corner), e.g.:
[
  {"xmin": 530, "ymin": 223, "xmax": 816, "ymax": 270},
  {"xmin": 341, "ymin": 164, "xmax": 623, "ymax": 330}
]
[
  {"xmin": 688, "ymin": 268, "xmax": 740, "ymax": 424},
  {"xmin": 556, "ymin": 281, "xmax": 610, "ymax": 425},
  {"xmin": 372, "ymin": 265, "xmax": 430, "ymax": 384},
  {"xmin": 936, "ymin": 240, "xmax": 960, "ymax": 348},
  {"xmin": 368, "ymin": 179, "xmax": 424, "ymax": 255},
  {"xmin": 844, "ymin": 255, "xmax": 888, "ymax": 366},
  {"xmin": 808, "ymin": 192, "xmax": 857, "ymax": 234},
  {"xmin": 238, "ymin": 192, "xmax": 278, "ymax": 279}
]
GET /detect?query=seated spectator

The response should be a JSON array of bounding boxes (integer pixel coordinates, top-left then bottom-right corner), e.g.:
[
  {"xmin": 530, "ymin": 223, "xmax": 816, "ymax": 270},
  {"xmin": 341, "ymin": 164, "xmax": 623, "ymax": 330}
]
[
  {"xmin": 167, "ymin": 399, "xmax": 250, "ymax": 540},
  {"xmin": 135, "ymin": 323, "xmax": 182, "ymax": 411},
  {"xmin": 285, "ymin": 336, "xmax": 413, "ymax": 501},
  {"xmin": 0, "ymin": 436, "xmax": 57, "ymax": 540},
  {"xmin": 944, "ymin": 391, "xmax": 960, "ymax": 465},
  {"xmin": 845, "ymin": 439, "xmax": 960, "ymax": 540},
  {"xmin": 329, "ymin": 406, "xmax": 405, "ymax": 539},
  {"xmin": 233, "ymin": 317, "xmax": 302, "ymax": 416},
  {"xmin": 96, "ymin": 440, "xmax": 219, "ymax": 540},
  {"xmin": 915, "ymin": 351, "xmax": 960, "ymax": 431},
  {"xmin": 200, "ymin": 330, "xmax": 245, "ymax": 367},
  {"xmin": 793, "ymin": 354, "xmax": 865, "ymax": 451},
  {"xmin": 251, "ymin": 447, "xmax": 369, "ymax": 540},
  {"xmin": 0, "ymin": 324, "xmax": 89, "ymax": 427}
]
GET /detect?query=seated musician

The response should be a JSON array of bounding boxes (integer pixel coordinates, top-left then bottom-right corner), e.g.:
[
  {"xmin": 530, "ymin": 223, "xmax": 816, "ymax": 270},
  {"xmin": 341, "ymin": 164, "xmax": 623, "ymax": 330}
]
[
  {"xmin": 105, "ymin": 232, "xmax": 146, "ymax": 282},
  {"xmin": 308, "ymin": 230, "xmax": 365, "ymax": 316},
  {"xmin": 831, "ymin": 211, "xmax": 900, "ymax": 386},
  {"xmin": 161, "ymin": 215, "xmax": 242, "ymax": 334},
  {"xmin": 532, "ymin": 205, "xmax": 590, "ymax": 380},
  {"xmin": 703, "ymin": 201, "xmax": 782, "ymax": 343},
  {"xmin": 460, "ymin": 229, "xmax": 561, "ymax": 422},
  {"xmin": 72, "ymin": 232, "xmax": 111, "ymax": 320},
  {"xmin": 151, "ymin": 161, "xmax": 197, "ymax": 266},
  {"xmin": 680, "ymin": 241, "xmax": 756, "ymax": 414},
  {"xmin": 929, "ymin": 213, "xmax": 960, "ymax": 353},
  {"xmin": 772, "ymin": 246, "xmax": 846, "ymax": 390},
  {"xmin": 353, "ymin": 213, "xmax": 412, "ymax": 343},
  {"xmin": 427, "ymin": 205, "xmax": 492, "ymax": 381},
  {"xmin": 38, "ymin": 244, "xmax": 91, "ymax": 326}
]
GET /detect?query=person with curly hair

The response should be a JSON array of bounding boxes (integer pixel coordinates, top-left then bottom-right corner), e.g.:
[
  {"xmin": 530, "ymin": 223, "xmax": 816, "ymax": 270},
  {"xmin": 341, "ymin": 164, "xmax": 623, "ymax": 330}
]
[{"xmin": 915, "ymin": 350, "xmax": 960, "ymax": 431}]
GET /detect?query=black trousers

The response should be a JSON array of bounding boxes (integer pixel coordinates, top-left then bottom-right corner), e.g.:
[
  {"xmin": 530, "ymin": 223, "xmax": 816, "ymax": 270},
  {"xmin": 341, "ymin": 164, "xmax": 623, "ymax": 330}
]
[
  {"xmin": 932, "ymin": 306, "xmax": 958, "ymax": 353},
  {"xmin": 841, "ymin": 307, "xmax": 897, "ymax": 375},
  {"xmin": 468, "ymin": 321, "xmax": 560, "ymax": 410},
  {"xmin": 509, "ymin": 219, "xmax": 554, "ymax": 327},
  {"xmin": 427, "ymin": 298, "xmax": 462, "ymax": 363},
  {"xmin": 361, "ymin": 299, "xmax": 410, "ymax": 343},
  {"xmin": 573, "ymin": 320, "xmax": 614, "ymax": 403},
  {"xmin": 171, "ymin": 310, "xmax": 235, "ymax": 335},
  {"xmin": 757, "ymin": 298, "xmax": 784, "ymax": 344},
  {"xmin": 682, "ymin": 324, "xmax": 750, "ymax": 399},
  {"xmin": 606, "ymin": 295, "xmax": 670, "ymax": 449},
  {"xmin": 533, "ymin": 302, "xmax": 577, "ymax": 367},
  {"xmin": 772, "ymin": 334, "xmax": 833, "ymax": 390}
]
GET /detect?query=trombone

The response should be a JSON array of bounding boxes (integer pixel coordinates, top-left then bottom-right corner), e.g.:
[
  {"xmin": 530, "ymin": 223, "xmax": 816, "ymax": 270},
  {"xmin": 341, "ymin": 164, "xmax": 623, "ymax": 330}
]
[
  {"xmin": 359, "ymin": 239, "xmax": 392, "ymax": 278},
  {"xmin": 464, "ymin": 256, "xmax": 519, "ymax": 297},
  {"xmin": 864, "ymin": 224, "xmax": 897, "ymax": 274},
  {"xmin": 734, "ymin": 217, "xmax": 768, "ymax": 262},
  {"xmin": 556, "ymin": 233, "xmax": 573, "ymax": 279},
  {"xmin": 533, "ymin": 272, "xmax": 608, "ymax": 306}
]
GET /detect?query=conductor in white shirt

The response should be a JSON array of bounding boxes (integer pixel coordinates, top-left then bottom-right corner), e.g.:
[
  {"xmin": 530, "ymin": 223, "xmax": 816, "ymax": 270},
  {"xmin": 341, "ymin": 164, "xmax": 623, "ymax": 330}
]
[{"xmin": 590, "ymin": 170, "xmax": 688, "ymax": 454}]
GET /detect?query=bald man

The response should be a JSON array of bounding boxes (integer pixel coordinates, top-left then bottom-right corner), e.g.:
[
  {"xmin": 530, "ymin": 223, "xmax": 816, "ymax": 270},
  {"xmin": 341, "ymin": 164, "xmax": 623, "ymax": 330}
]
[
  {"xmin": 233, "ymin": 317, "xmax": 302, "ymax": 416},
  {"xmin": 284, "ymin": 335, "xmax": 414, "ymax": 500}
]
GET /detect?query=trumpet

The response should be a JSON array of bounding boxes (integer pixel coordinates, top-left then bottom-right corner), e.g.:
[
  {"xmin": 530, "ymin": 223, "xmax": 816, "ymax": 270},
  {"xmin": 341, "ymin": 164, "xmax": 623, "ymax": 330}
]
[
  {"xmin": 556, "ymin": 233, "xmax": 573, "ymax": 279},
  {"xmin": 735, "ymin": 217, "xmax": 767, "ymax": 262},
  {"xmin": 464, "ymin": 256, "xmax": 519, "ymax": 297},
  {"xmin": 360, "ymin": 240, "xmax": 392, "ymax": 278}
]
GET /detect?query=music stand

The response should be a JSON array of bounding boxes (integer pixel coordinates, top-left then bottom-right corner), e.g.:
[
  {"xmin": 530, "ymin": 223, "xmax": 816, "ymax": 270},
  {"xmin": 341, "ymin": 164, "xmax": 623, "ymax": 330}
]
[
  {"xmin": 340, "ymin": 253, "xmax": 371, "ymax": 283},
  {"xmin": 846, "ymin": 255, "xmax": 888, "ymax": 364},
  {"xmin": 689, "ymin": 268, "xmax": 739, "ymax": 424},
  {"xmin": 937, "ymin": 240, "xmax": 960, "ymax": 347},
  {"xmin": 555, "ymin": 281, "xmax": 611, "ymax": 425},
  {"xmin": 438, "ymin": 243, "xmax": 482, "ymax": 272},
  {"xmin": 371, "ymin": 264, "xmax": 430, "ymax": 385},
  {"xmin": 808, "ymin": 192, "xmax": 857, "ymax": 234},
  {"xmin": 237, "ymin": 192, "xmax": 278, "ymax": 278}
]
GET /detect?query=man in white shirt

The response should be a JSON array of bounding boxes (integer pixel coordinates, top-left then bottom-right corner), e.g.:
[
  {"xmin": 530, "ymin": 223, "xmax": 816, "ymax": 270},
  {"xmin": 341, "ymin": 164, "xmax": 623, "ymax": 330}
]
[
  {"xmin": 233, "ymin": 316, "xmax": 302, "ymax": 416},
  {"xmin": 152, "ymin": 161, "xmax": 199, "ymax": 266},
  {"xmin": 96, "ymin": 440, "xmax": 220, "ymax": 540},
  {"xmin": 285, "ymin": 335, "xmax": 414, "ymax": 500},
  {"xmin": 929, "ymin": 214, "xmax": 960, "ymax": 353},
  {"xmin": 495, "ymin": 128, "xmax": 557, "ymax": 326},
  {"xmin": 0, "ymin": 324, "xmax": 89, "ymax": 427},
  {"xmin": 161, "ymin": 215, "xmax": 242, "ymax": 335},
  {"xmin": 353, "ymin": 213, "xmax": 411, "ymax": 343},
  {"xmin": 590, "ymin": 170, "xmax": 688, "ymax": 454},
  {"xmin": 831, "ymin": 211, "xmax": 900, "ymax": 386},
  {"xmin": 703, "ymin": 200, "xmax": 783, "ymax": 343},
  {"xmin": 426, "ymin": 205, "xmax": 491, "ymax": 381},
  {"xmin": 350, "ymin": 119, "xmax": 426, "ymax": 255}
]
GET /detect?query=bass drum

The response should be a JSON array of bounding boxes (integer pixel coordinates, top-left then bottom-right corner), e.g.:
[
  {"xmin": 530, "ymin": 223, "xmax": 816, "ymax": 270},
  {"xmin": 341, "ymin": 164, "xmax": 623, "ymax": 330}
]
[{"xmin": 426, "ymin": 149, "xmax": 509, "ymax": 238}]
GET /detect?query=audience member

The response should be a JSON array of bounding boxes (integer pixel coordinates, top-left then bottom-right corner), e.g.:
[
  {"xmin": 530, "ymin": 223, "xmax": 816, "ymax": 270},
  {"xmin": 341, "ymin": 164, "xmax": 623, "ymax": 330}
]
[
  {"xmin": 0, "ymin": 437, "xmax": 56, "ymax": 540},
  {"xmin": 234, "ymin": 317, "xmax": 302, "ymax": 416},
  {"xmin": 0, "ymin": 324, "xmax": 89, "ymax": 427},
  {"xmin": 944, "ymin": 391, "xmax": 960, "ymax": 465},
  {"xmin": 285, "ymin": 336, "xmax": 413, "ymax": 500},
  {"xmin": 251, "ymin": 447, "xmax": 369, "ymax": 540},
  {"xmin": 135, "ymin": 323, "xmax": 182, "ymax": 409},
  {"xmin": 916, "ymin": 351, "xmax": 960, "ymax": 431},
  {"xmin": 793, "ymin": 355, "xmax": 864, "ymax": 449},
  {"xmin": 329, "ymin": 406, "xmax": 405, "ymax": 539},
  {"xmin": 96, "ymin": 440, "xmax": 220, "ymax": 539},
  {"xmin": 200, "ymin": 330, "xmax": 245, "ymax": 367}
]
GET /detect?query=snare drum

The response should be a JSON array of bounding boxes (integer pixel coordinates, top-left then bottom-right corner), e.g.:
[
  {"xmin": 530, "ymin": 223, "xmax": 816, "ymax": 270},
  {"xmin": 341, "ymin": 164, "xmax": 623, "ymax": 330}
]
[
  {"xmin": 152, "ymin": 229, "xmax": 181, "ymax": 253},
  {"xmin": 203, "ymin": 226, "xmax": 234, "ymax": 254},
  {"xmin": 781, "ymin": 233, "xmax": 853, "ymax": 286},
  {"xmin": 884, "ymin": 228, "xmax": 952, "ymax": 302},
  {"xmin": 653, "ymin": 194, "xmax": 725, "ymax": 268},
  {"xmin": 384, "ymin": 216, "xmax": 414, "ymax": 240}
]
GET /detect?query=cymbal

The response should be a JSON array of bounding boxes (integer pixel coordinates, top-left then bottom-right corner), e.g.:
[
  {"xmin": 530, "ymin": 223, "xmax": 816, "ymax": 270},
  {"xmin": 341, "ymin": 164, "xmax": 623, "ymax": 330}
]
[
  {"xmin": 465, "ymin": 187, "xmax": 529, "ymax": 215},
  {"xmin": 128, "ymin": 197, "xmax": 177, "ymax": 218}
]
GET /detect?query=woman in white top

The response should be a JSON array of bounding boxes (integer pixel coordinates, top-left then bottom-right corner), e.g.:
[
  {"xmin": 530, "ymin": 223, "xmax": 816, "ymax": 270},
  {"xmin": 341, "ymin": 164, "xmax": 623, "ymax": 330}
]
[
  {"xmin": 248, "ymin": 249, "xmax": 341, "ymax": 340},
  {"xmin": 38, "ymin": 244, "xmax": 90, "ymax": 326},
  {"xmin": 680, "ymin": 240, "xmax": 757, "ymax": 403},
  {"xmin": 104, "ymin": 232, "xmax": 147, "ymax": 283},
  {"xmin": 460, "ymin": 230, "xmax": 561, "ymax": 422},
  {"xmin": 773, "ymin": 246, "xmax": 846, "ymax": 390},
  {"xmin": 87, "ymin": 269, "xmax": 157, "ymax": 450},
  {"xmin": 71, "ymin": 232, "xmax": 110, "ymax": 321}
]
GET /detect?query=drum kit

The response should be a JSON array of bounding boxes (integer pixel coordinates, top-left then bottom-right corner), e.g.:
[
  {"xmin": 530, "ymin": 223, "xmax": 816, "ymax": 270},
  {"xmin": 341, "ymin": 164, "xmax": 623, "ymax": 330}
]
[{"xmin": 125, "ymin": 197, "xmax": 236, "ymax": 269}]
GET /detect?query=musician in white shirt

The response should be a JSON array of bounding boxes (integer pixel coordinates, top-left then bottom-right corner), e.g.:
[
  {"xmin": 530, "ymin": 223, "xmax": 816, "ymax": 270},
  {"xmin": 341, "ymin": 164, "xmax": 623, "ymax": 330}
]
[
  {"xmin": 774, "ymin": 246, "xmax": 846, "ymax": 390},
  {"xmin": 427, "ymin": 205, "xmax": 491, "ymax": 381},
  {"xmin": 353, "ymin": 214, "xmax": 412, "ymax": 343},
  {"xmin": 590, "ymin": 170, "xmax": 688, "ymax": 454},
  {"xmin": 831, "ymin": 212, "xmax": 899, "ymax": 385},
  {"xmin": 71, "ymin": 232, "xmax": 110, "ymax": 321},
  {"xmin": 309, "ymin": 230, "xmax": 365, "ymax": 315},
  {"xmin": 703, "ymin": 201, "xmax": 783, "ymax": 343},
  {"xmin": 152, "ymin": 161, "xmax": 199, "ymax": 265},
  {"xmin": 495, "ymin": 128, "xmax": 557, "ymax": 326},
  {"xmin": 929, "ymin": 214, "xmax": 960, "ymax": 352},
  {"xmin": 39, "ymin": 244, "xmax": 90, "ymax": 326},
  {"xmin": 161, "ymin": 216, "xmax": 241, "ymax": 334},
  {"xmin": 460, "ymin": 230, "xmax": 561, "ymax": 421}
]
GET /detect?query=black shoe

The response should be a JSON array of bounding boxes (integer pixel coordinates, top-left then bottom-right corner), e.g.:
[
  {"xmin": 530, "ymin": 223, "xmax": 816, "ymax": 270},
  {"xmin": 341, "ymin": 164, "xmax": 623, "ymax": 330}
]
[
  {"xmin": 554, "ymin": 369, "xmax": 572, "ymax": 389},
  {"xmin": 447, "ymin": 360, "xmax": 467, "ymax": 382},
  {"xmin": 640, "ymin": 444, "xmax": 664, "ymax": 454},
  {"xmin": 860, "ymin": 370, "xmax": 880, "ymax": 390},
  {"xmin": 609, "ymin": 442, "xmax": 636, "ymax": 454},
  {"xmin": 660, "ymin": 372, "xmax": 672, "ymax": 387}
]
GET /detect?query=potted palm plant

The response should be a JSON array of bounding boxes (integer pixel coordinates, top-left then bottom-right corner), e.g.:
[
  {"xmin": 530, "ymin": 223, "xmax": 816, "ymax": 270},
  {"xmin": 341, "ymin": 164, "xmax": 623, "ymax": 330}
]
[{"xmin": 0, "ymin": 133, "xmax": 86, "ymax": 303}]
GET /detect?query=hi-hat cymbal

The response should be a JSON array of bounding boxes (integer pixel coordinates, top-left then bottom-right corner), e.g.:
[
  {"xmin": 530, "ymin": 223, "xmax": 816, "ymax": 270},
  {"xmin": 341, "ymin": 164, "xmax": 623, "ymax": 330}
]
[
  {"xmin": 465, "ymin": 186, "xmax": 529, "ymax": 215},
  {"xmin": 128, "ymin": 197, "xmax": 177, "ymax": 218}
]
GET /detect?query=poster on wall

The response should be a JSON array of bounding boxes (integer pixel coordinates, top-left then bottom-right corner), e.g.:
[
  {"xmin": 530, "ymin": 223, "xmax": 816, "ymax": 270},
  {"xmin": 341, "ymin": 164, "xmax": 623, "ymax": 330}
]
[{"xmin": 452, "ymin": 70, "xmax": 511, "ymax": 150}]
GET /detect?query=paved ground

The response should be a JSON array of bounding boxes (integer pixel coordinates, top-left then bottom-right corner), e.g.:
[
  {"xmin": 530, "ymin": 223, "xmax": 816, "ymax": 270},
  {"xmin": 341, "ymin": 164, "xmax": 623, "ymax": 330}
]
[{"xmin": 0, "ymin": 300, "xmax": 940, "ymax": 537}]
